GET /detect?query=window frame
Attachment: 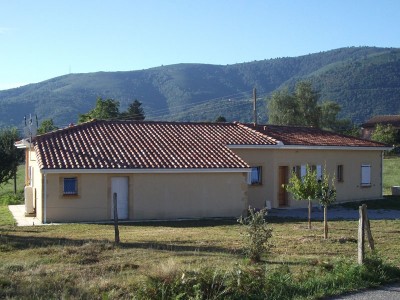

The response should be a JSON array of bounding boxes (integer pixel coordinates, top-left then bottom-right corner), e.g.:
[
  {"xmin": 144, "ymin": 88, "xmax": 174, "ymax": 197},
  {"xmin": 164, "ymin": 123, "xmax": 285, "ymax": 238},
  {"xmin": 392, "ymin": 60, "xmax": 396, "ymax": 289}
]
[
  {"xmin": 337, "ymin": 165, "xmax": 344, "ymax": 182},
  {"xmin": 248, "ymin": 166, "xmax": 262, "ymax": 185},
  {"xmin": 293, "ymin": 164, "xmax": 321, "ymax": 180},
  {"xmin": 361, "ymin": 164, "xmax": 371, "ymax": 187},
  {"xmin": 63, "ymin": 177, "xmax": 78, "ymax": 196}
]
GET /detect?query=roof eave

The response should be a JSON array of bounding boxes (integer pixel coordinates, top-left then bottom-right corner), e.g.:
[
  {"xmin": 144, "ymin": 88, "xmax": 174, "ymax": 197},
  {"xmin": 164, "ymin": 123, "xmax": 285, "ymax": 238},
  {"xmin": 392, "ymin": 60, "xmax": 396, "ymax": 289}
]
[
  {"xmin": 40, "ymin": 167, "xmax": 251, "ymax": 174},
  {"xmin": 228, "ymin": 144, "xmax": 392, "ymax": 151},
  {"xmin": 14, "ymin": 139, "xmax": 33, "ymax": 149}
]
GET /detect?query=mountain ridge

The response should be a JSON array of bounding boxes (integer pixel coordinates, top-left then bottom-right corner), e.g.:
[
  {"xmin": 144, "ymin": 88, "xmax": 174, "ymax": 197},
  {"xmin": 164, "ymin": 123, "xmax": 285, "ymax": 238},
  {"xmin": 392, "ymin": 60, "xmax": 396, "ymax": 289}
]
[{"xmin": 1, "ymin": 46, "xmax": 399, "ymax": 128}]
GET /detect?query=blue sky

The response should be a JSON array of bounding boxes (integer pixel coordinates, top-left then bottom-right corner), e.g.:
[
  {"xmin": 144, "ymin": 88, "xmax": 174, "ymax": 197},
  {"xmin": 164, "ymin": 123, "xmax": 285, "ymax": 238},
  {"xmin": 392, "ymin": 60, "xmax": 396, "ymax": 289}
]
[{"xmin": 1, "ymin": 0, "xmax": 399, "ymax": 90}]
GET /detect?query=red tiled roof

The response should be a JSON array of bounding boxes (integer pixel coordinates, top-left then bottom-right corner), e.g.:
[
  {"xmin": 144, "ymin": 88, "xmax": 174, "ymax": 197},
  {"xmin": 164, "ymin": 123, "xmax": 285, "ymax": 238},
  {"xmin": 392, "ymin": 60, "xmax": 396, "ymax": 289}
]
[
  {"xmin": 32, "ymin": 120, "xmax": 389, "ymax": 171},
  {"xmin": 34, "ymin": 120, "xmax": 277, "ymax": 170},
  {"xmin": 362, "ymin": 115, "xmax": 400, "ymax": 128},
  {"xmin": 244, "ymin": 124, "xmax": 388, "ymax": 147}
]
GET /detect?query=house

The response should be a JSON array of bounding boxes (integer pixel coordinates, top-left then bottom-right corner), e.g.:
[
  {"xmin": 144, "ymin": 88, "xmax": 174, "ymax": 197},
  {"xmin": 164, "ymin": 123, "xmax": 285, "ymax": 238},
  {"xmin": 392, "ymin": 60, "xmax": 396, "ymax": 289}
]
[
  {"xmin": 16, "ymin": 120, "xmax": 390, "ymax": 223},
  {"xmin": 361, "ymin": 115, "xmax": 400, "ymax": 140}
]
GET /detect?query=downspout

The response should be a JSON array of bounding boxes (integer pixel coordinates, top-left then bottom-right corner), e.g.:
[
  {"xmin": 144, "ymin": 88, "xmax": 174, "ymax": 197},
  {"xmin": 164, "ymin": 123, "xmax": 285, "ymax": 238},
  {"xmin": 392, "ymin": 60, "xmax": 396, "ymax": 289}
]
[{"xmin": 43, "ymin": 173, "xmax": 47, "ymax": 224}]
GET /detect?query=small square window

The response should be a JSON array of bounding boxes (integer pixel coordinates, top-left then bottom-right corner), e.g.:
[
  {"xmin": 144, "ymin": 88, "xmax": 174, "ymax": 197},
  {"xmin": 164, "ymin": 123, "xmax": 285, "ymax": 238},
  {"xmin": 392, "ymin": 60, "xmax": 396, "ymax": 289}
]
[
  {"xmin": 248, "ymin": 166, "xmax": 262, "ymax": 185},
  {"xmin": 337, "ymin": 165, "xmax": 344, "ymax": 182},
  {"xmin": 63, "ymin": 177, "xmax": 78, "ymax": 195}
]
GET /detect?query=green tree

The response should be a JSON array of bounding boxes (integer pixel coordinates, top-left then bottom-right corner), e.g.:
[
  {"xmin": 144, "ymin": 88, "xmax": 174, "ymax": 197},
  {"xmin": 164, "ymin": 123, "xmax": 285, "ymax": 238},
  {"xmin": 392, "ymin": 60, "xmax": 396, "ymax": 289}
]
[
  {"xmin": 38, "ymin": 119, "xmax": 59, "ymax": 134},
  {"xmin": 123, "ymin": 99, "xmax": 145, "ymax": 121},
  {"xmin": 215, "ymin": 116, "xmax": 227, "ymax": 123},
  {"xmin": 78, "ymin": 98, "xmax": 120, "ymax": 123},
  {"xmin": 0, "ymin": 128, "xmax": 24, "ymax": 189},
  {"xmin": 319, "ymin": 100, "xmax": 352, "ymax": 131},
  {"xmin": 316, "ymin": 167, "xmax": 336, "ymax": 239},
  {"xmin": 285, "ymin": 165, "xmax": 319, "ymax": 229},
  {"xmin": 295, "ymin": 81, "xmax": 320, "ymax": 127},
  {"xmin": 371, "ymin": 124, "xmax": 397, "ymax": 145},
  {"xmin": 267, "ymin": 81, "xmax": 347, "ymax": 130},
  {"xmin": 340, "ymin": 123, "xmax": 361, "ymax": 137},
  {"xmin": 267, "ymin": 88, "xmax": 299, "ymax": 126}
]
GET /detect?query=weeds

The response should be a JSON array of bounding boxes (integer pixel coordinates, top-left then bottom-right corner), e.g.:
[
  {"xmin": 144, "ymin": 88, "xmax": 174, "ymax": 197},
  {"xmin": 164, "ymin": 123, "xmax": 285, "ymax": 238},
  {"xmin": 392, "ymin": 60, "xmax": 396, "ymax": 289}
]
[
  {"xmin": 237, "ymin": 207, "xmax": 273, "ymax": 263},
  {"xmin": 139, "ymin": 254, "xmax": 400, "ymax": 300}
]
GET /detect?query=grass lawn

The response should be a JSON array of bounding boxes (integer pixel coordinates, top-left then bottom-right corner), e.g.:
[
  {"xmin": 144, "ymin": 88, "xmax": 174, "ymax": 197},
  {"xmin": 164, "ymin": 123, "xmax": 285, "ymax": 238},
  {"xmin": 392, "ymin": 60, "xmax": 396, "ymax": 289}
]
[
  {"xmin": 383, "ymin": 156, "xmax": 400, "ymax": 195},
  {"xmin": 0, "ymin": 165, "xmax": 25, "ymax": 205},
  {"xmin": 0, "ymin": 213, "xmax": 399, "ymax": 299}
]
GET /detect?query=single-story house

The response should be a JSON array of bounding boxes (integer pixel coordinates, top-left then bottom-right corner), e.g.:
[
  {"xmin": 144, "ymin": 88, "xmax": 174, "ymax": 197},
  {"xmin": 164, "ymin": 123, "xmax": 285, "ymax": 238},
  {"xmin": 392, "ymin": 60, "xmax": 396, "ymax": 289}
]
[
  {"xmin": 361, "ymin": 115, "xmax": 400, "ymax": 140},
  {"xmin": 16, "ymin": 120, "xmax": 390, "ymax": 223}
]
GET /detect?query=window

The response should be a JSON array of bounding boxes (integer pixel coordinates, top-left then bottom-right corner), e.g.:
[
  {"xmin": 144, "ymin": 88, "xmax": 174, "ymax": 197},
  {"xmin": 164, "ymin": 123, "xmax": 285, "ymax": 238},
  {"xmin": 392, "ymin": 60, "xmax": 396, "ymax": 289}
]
[
  {"xmin": 248, "ymin": 166, "xmax": 262, "ymax": 185},
  {"xmin": 314, "ymin": 165, "xmax": 322, "ymax": 181},
  {"xmin": 361, "ymin": 165, "xmax": 371, "ymax": 187},
  {"xmin": 63, "ymin": 177, "xmax": 78, "ymax": 195},
  {"xmin": 292, "ymin": 165, "xmax": 306, "ymax": 178},
  {"xmin": 337, "ymin": 165, "xmax": 344, "ymax": 182},
  {"xmin": 293, "ymin": 164, "xmax": 321, "ymax": 180},
  {"xmin": 28, "ymin": 166, "xmax": 33, "ymax": 186}
]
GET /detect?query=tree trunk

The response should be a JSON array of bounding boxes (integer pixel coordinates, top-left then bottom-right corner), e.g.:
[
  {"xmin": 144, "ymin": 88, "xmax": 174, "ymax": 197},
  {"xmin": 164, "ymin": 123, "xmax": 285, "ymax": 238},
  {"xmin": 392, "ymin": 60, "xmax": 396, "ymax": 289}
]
[
  {"xmin": 324, "ymin": 205, "xmax": 328, "ymax": 239},
  {"xmin": 308, "ymin": 199, "xmax": 312, "ymax": 229}
]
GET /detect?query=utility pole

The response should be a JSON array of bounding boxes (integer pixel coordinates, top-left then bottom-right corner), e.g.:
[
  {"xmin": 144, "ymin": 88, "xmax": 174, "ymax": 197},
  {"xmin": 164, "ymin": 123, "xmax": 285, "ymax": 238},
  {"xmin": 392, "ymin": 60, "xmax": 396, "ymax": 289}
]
[{"xmin": 253, "ymin": 87, "xmax": 257, "ymax": 126}]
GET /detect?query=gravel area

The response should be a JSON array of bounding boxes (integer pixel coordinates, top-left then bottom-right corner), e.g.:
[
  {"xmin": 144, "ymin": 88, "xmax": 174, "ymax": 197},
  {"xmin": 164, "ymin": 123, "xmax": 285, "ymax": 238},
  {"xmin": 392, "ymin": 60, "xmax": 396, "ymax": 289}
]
[{"xmin": 326, "ymin": 283, "xmax": 400, "ymax": 300}]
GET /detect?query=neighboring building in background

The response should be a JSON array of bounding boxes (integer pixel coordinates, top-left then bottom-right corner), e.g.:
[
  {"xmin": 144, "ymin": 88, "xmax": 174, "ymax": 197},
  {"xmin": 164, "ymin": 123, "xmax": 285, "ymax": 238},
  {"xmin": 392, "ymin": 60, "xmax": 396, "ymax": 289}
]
[
  {"xmin": 16, "ymin": 120, "xmax": 390, "ymax": 223},
  {"xmin": 361, "ymin": 115, "xmax": 400, "ymax": 140}
]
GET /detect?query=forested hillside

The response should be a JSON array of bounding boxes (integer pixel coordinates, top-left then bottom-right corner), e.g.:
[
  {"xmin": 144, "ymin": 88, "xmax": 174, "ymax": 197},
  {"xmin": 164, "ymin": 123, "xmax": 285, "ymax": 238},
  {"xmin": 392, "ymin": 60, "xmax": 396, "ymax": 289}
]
[{"xmin": 1, "ymin": 46, "xmax": 399, "ymax": 128}]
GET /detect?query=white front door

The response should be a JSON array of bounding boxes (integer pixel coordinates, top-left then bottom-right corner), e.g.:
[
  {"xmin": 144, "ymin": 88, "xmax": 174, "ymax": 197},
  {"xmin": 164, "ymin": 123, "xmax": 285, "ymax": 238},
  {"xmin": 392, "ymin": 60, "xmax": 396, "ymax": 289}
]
[{"xmin": 111, "ymin": 177, "xmax": 129, "ymax": 219}]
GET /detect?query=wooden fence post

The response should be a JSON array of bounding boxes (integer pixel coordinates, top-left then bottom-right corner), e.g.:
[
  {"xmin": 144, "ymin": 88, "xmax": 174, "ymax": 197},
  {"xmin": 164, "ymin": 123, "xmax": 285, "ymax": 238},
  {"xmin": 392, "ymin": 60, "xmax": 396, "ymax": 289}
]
[
  {"xmin": 323, "ymin": 205, "xmax": 328, "ymax": 239},
  {"xmin": 358, "ymin": 204, "xmax": 375, "ymax": 264},
  {"xmin": 113, "ymin": 192, "xmax": 120, "ymax": 244},
  {"xmin": 363, "ymin": 205, "xmax": 375, "ymax": 250},
  {"xmin": 358, "ymin": 205, "xmax": 365, "ymax": 265}
]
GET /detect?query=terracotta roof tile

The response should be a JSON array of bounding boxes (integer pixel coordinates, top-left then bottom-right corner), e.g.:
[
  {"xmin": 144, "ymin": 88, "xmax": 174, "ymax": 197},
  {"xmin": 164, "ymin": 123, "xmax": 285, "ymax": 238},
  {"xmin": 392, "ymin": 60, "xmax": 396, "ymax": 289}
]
[
  {"xmin": 33, "ymin": 120, "xmax": 388, "ymax": 171},
  {"xmin": 362, "ymin": 115, "xmax": 400, "ymax": 128},
  {"xmin": 34, "ymin": 120, "xmax": 277, "ymax": 170},
  {"xmin": 245, "ymin": 124, "xmax": 388, "ymax": 147}
]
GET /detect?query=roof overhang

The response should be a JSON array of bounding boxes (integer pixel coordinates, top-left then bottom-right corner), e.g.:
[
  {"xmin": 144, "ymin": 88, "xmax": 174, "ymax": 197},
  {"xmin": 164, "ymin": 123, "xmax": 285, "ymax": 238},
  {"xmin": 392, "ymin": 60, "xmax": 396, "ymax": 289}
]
[
  {"xmin": 228, "ymin": 145, "xmax": 393, "ymax": 151},
  {"xmin": 41, "ymin": 168, "xmax": 251, "ymax": 175},
  {"xmin": 15, "ymin": 139, "xmax": 33, "ymax": 149}
]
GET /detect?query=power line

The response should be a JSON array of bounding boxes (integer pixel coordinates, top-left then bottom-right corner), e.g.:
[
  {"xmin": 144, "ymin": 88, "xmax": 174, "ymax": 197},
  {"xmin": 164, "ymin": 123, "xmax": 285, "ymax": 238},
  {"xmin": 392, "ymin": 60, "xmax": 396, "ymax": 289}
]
[{"xmin": 31, "ymin": 89, "xmax": 270, "ymax": 129}]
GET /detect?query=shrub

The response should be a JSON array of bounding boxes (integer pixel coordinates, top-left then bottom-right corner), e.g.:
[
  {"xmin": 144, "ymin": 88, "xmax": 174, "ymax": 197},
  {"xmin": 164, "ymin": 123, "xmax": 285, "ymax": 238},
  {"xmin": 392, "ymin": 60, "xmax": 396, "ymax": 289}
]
[
  {"xmin": 0, "ymin": 191, "xmax": 24, "ymax": 205},
  {"xmin": 237, "ymin": 207, "xmax": 273, "ymax": 263}
]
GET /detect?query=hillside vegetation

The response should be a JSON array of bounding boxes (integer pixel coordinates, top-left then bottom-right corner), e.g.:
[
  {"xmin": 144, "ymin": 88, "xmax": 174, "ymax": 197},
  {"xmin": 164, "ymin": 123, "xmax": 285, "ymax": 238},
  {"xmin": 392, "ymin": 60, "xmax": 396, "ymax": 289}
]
[{"xmin": 1, "ymin": 46, "xmax": 400, "ymax": 128}]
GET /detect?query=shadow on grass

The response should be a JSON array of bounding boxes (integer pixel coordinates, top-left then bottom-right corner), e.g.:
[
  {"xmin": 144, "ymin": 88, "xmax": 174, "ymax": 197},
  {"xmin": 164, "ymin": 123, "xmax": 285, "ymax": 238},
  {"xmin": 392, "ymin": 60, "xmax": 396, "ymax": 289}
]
[
  {"xmin": 0, "ymin": 233, "xmax": 241, "ymax": 256},
  {"xmin": 85, "ymin": 217, "xmax": 301, "ymax": 228},
  {"xmin": 335, "ymin": 195, "xmax": 400, "ymax": 210}
]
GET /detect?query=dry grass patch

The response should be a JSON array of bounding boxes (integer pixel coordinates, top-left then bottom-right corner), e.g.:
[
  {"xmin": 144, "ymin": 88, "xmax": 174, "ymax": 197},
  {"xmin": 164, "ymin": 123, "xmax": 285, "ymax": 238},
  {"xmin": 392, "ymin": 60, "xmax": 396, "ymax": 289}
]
[{"xmin": 1, "ymin": 214, "xmax": 399, "ymax": 298}]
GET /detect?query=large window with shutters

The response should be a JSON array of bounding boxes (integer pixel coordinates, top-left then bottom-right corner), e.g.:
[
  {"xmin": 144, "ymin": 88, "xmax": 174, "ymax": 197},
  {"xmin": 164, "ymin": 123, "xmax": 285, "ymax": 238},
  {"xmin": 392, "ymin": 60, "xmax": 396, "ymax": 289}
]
[
  {"xmin": 293, "ymin": 164, "xmax": 322, "ymax": 180},
  {"xmin": 361, "ymin": 165, "xmax": 371, "ymax": 187}
]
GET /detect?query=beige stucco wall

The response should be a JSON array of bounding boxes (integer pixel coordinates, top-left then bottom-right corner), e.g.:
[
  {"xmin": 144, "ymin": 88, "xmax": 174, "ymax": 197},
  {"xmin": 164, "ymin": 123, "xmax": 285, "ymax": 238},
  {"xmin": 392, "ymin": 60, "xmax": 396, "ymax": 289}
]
[
  {"xmin": 131, "ymin": 172, "xmax": 248, "ymax": 220},
  {"xmin": 26, "ymin": 149, "xmax": 43, "ymax": 222},
  {"xmin": 231, "ymin": 148, "xmax": 383, "ymax": 209},
  {"xmin": 44, "ymin": 173, "xmax": 110, "ymax": 222},
  {"xmin": 39, "ymin": 171, "xmax": 248, "ymax": 223}
]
